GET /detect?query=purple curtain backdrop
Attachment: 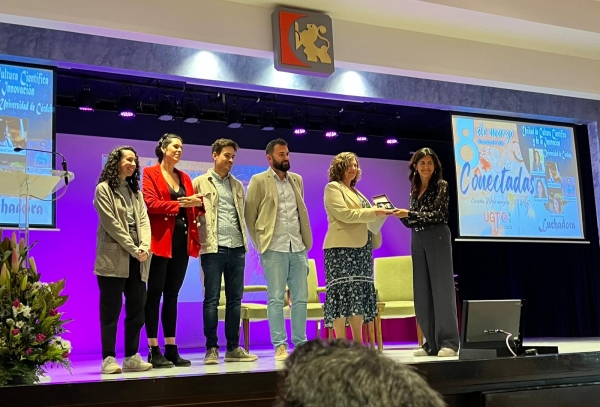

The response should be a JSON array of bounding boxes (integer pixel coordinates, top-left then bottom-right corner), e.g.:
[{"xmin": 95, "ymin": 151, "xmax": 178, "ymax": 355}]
[{"xmin": 26, "ymin": 133, "xmax": 415, "ymax": 355}]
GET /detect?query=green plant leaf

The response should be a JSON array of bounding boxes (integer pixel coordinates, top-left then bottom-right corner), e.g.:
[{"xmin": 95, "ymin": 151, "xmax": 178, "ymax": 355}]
[
  {"xmin": 39, "ymin": 305, "xmax": 47, "ymax": 322},
  {"xmin": 55, "ymin": 279, "xmax": 66, "ymax": 293},
  {"xmin": 54, "ymin": 295, "xmax": 69, "ymax": 308}
]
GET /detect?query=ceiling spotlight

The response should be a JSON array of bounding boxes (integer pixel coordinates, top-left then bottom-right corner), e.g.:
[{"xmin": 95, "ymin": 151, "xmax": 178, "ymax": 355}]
[
  {"xmin": 77, "ymin": 84, "xmax": 95, "ymax": 112},
  {"xmin": 117, "ymin": 93, "xmax": 136, "ymax": 118},
  {"xmin": 291, "ymin": 109, "xmax": 308, "ymax": 135},
  {"xmin": 354, "ymin": 117, "xmax": 368, "ymax": 141},
  {"xmin": 157, "ymin": 97, "xmax": 174, "ymax": 121},
  {"xmin": 323, "ymin": 114, "xmax": 339, "ymax": 138},
  {"xmin": 383, "ymin": 115, "xmax": 401, "ymax": 145},
  {"xmin": 260, "ymin": 107, "xmax": 277, "ymax": 131},
  {"xmin": 293, "ymin": 127, "xmax": 307, "ymax": 135},
  {"xmin": 183, "ymin": 99, "xmax": 200, "ymax": 124},
  {"xmin": 226, "ymin": 104, "xmax": 244, "ymax": 129}
]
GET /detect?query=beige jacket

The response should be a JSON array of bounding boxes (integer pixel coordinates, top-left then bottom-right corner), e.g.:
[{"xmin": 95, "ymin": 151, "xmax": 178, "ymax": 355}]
[
  {"xmin": 93, "ymin": 182, "xmax": 152, "ymax": 282},
  {"xmin": 192, "ymin": 172, "xmax": 249, "ymax": 254},
  {"xmin": 323, "ymin": 181, "xmax": 382, "ymax": 250},
  {"xmin": 245, "ymin": 170, "xmax": 312, "ymax": 254}
]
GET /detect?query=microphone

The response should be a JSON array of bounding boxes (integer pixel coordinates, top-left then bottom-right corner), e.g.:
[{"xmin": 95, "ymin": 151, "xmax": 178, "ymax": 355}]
[{"xmin": 14, "ymin": 147, "xmax": 70, "ymax": 185}]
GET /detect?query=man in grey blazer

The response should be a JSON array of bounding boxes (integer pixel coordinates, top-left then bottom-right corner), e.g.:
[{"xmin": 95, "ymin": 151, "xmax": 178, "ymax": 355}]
[{"xmin": 245, "ymin": 139, "xmax": 312, "ymax": 361}]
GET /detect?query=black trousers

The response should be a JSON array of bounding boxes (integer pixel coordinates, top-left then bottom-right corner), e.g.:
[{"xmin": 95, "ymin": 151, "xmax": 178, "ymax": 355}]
[
  {"xmin": 411, "ymin": 224, "xmax": 460, "ymax": 353},
  {"xmin": 145, "ymin": 221, "xmax": 189, "ymax": 338},
  {"xmin": 97, "ymin": 256, "xmax": 147, "ymax": 359}
]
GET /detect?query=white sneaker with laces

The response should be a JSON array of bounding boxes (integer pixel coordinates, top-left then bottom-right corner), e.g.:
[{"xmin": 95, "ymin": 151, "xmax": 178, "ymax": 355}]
[
  {"xmin": 224, "ymin": 347, "xmax": 258, "ymax": 362},
  {"xmin": 123, "ymin": 353, "xmax": 153, "ymax": 372},
  {"xmin": 101, "ymin": 356, "xmax": 122, "ymax": 374},
  {"xmin": 274, "ymin": 345, "xmax": 288, "ymax": 361}
]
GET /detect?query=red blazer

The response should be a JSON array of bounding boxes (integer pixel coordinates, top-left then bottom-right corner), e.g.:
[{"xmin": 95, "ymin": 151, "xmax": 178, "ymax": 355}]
[{"xmin": 142, "ymin": 164, "xmax": 202, "ymax": 258}]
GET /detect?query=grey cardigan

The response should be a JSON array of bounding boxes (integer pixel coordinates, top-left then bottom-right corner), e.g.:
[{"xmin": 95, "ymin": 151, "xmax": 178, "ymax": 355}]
[{"xmin": 93, "ymin": 181, "xmax": 152, "ymax": 282}]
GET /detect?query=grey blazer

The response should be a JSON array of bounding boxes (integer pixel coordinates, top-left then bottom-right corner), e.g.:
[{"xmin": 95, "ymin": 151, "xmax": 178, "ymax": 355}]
[{"xmin": 93, "ymin": 181, "xmax": 152, "ymax": 282}]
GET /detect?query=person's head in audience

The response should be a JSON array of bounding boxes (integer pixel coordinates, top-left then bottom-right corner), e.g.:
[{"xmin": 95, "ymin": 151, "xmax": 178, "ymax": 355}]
[{"xmin": 274, "ymin": 339, "xmax": 446, "ymax": 407}]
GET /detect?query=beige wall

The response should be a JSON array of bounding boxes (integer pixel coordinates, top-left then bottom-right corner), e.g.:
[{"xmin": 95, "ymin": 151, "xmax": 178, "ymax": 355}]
[{"xmin": 1, "ymin": 0, "xmax": 599, "ymax": 100}]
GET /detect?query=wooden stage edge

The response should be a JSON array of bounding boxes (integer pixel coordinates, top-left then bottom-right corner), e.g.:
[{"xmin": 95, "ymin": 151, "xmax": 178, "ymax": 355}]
[{"xmin": 2, "ymin": 351, "xmax": 600, "ymax": 407}]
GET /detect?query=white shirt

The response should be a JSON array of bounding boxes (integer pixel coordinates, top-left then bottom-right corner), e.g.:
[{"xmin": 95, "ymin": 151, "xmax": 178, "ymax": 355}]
[{"xmin": 267, "ymin": 168, "xmax": 305, "ymax": 253}]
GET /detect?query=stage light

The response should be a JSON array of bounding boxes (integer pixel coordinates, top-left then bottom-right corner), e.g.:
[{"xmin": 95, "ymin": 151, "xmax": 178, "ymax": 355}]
[
  {"xmin": 260, "ymin": 107, "xmax": 277, "ymax": 131},
  {"xmin": 117, "ymin": 94, "xmax": 136, "ymax": 118},
  {"xmin": 77, "ymin": 85, "xmax": 95, "ymax": 112},
  {"xmin": 384, "ymin": 114, "xmax": 400, "ymax": 145},
  {"xmin": 323, "ymin": 114, "xmax": 338, "ymax": 138},
  {"xmin": 227, "ymin": 104, "xmax": 244, "ymax": 129},
  {"xmin": 183, "ymin": 100, "xmax": 200, "ymax": 124},
  {"xmin": 294, "ymin": 128, "xmax": 307, "ymax": 136},
  {"xmin": 157, "ymin": 98, "xmax": 175, "ymax": 121},
  {"xmin": 291, "ymin": 109, "xmax": 308, "ymax": 135},
  {"xmin": 354, "ymin": 117, "xmax": 368, "ymax": 142}
]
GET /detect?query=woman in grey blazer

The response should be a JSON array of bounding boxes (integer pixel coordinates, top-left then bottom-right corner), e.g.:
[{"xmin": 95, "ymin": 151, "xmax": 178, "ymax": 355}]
[{"xmin": 94, "ymin": 146, "xmax": 152, "ymax": 374}]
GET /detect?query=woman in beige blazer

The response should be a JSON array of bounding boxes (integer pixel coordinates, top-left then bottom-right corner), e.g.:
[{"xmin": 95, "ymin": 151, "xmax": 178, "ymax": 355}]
[
  {"xmin": 323, "ymin": 152, "xmax": 392, "ymax": 342},
  {"xmin": 94, "ymin": 146, "xmax": 152, "ymax": 375}
]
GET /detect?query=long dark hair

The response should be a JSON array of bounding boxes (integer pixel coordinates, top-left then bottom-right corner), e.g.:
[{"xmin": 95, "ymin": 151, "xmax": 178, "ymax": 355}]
[
  {"xmin": 98, "ymin": 146, "xmax": 141, "ymax": 193},
  {"xmin": 408, "ymin": 147, "xmax": 443, "ymax": 196},
  {"xmin": 155, "ymin": 133, "xmax": 183, "ymax": 163}
]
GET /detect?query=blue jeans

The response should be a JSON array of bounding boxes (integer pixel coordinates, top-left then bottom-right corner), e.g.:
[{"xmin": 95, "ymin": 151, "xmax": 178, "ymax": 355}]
[
  {"xmin": 260, "ymin": 249, "xmax": 309, "ymax": 349},
  {"xmin": 201, "ymin": 246, "xmax": 245, "ymax": 352}
]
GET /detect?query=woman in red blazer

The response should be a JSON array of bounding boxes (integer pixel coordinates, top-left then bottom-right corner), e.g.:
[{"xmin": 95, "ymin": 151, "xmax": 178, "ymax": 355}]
[{"xmin": 142, "ymin": 133, "xmax": 204, "ymax": 368}]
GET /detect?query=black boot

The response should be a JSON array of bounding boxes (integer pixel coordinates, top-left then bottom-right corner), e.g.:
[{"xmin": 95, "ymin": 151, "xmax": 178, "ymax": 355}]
[
  {"xmin": 148, "ymin": 346, "xmax": 174, "ymax": 368},
  {"xmin": 164, "ymin": 344, "xmax": 192, "ymax": 367}
]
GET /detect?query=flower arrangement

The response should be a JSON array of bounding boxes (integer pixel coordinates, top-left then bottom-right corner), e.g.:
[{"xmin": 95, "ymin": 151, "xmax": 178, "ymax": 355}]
[{"xmin": 0, "ymin": 230, "xmax": 71, "ymax": 385}]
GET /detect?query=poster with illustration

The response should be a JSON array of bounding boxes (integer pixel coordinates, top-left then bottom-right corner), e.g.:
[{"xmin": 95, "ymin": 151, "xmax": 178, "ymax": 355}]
[{"xmin": 452, "ymin": 115, "xmax": 584, "ymax": 239}]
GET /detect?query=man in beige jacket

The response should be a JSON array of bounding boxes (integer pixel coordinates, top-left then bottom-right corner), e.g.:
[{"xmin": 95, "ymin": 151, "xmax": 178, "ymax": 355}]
[
  {"xmin": 192, "ymin": 138, "xmax": 257, "ymax": 365},
  {"xmin": 245, "ymin": 139, "xmax": 312, "ymax": 361}
]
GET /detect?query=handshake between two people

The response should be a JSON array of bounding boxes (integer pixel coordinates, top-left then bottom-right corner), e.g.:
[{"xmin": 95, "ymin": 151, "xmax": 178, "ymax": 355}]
[{"xmin": 375, "ymin": 207, "xmax": 409, "ymax": 218}]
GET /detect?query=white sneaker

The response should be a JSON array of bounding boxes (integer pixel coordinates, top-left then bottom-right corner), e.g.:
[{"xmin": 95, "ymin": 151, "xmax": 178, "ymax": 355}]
[
  {"xmin": 274, "ymin": 345, "xmax": 288, "ymax": 361},
  {"xmin": 123, "ymin": 353, "xmax": 153, "ymax": 372},
  {"xmin": 101, "ymin": 356, "xmax": 122, "ymax": 374},
  {"xmin": 438, "ymin": 347, "xmax": 458, "ymax": 357}
]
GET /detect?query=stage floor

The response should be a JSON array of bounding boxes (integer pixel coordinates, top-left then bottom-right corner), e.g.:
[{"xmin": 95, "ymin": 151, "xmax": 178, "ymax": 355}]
[{"xmin": 37, "ymin": 337, "xmax": 600, "ymax": 385}]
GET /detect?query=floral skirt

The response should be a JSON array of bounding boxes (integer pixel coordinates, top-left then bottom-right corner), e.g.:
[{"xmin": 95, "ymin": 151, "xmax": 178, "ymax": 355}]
[{"xmin": 323, "ymin": 244, "xmax": 377, "ymax": 327}]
